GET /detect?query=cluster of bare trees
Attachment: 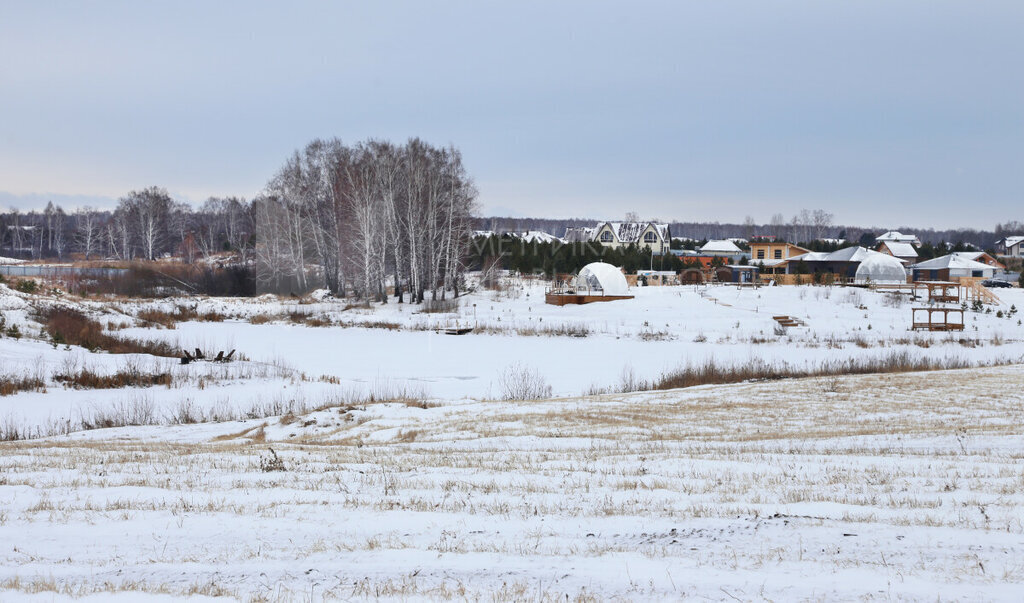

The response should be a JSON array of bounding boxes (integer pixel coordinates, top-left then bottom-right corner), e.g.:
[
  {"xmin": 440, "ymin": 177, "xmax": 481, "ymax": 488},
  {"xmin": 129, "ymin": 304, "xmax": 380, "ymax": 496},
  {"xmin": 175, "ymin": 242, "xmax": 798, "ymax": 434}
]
[
  {"xmin": 256, "ymin": 138, "xmax": 476, "ymax": 301},
  {"xmin": 765, "ymin": 209, "xmax": 835, "ymax": 243},
  {"xmin": 0, "ymin": 139, "xmax": 477, "ymax": 301}
]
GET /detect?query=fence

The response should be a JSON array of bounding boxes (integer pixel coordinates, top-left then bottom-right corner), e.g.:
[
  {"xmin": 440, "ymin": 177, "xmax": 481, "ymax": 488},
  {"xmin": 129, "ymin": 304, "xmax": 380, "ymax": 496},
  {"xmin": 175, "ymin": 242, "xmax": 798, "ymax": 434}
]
[{"xmin": 0, "ymin": 265, "xmax": 127, "ymax": 278}]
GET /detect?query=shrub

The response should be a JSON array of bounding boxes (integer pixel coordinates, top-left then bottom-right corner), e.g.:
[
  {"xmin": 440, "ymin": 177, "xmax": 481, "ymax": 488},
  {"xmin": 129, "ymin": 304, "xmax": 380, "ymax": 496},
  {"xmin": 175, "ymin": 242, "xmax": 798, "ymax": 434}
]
[
  {"xmin": 259, "ymin": 447, "xmax": 286, "ymax": 472},
  {"xmin": 54, "ymin": 367, "xmax": 173, "ymax": 390},
  {"xmin": 497, "ymin": 362, "xmax": 553, "ymax": 400},
  {"xmin": 0, "ymin": 372, "xmax": 45, "ymax": 396},
  {"xmin": 14, "ymin": 279, "xmax": 38, "ymax": 294},
  {"xmin": 38, "ymin": 307, "xmax": 178, "ymax": 357}
]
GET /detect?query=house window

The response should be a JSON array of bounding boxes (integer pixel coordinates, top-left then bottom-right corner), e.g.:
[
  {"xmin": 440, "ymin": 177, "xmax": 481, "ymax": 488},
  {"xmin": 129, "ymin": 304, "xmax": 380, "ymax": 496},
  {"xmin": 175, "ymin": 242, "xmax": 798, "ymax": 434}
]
[
  {"xmin": 774, "ymin": 249, "xmax": 782, "ymax": 259},
  {"xmin": 644, "ymin": 231, "xmax": 657, "ymax": 243},
  {"xmin": 600, "ymin": 231, "xmax": 613, "ymax": 242},
  {"xmin": 756, "ymin": 250, "xmax": 765, "ymax": 259}
]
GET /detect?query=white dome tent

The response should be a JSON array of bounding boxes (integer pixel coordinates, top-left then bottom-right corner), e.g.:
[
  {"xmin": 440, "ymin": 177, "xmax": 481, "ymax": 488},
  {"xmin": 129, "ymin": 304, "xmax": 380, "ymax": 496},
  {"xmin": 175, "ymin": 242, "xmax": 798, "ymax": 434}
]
[
  {"xmin": 574, "ymin": 262, "xmax": 630, "ymax": 296},
  {"xmin": 854, "ymin": 251, "xmax": 908, "ymax": 285}
]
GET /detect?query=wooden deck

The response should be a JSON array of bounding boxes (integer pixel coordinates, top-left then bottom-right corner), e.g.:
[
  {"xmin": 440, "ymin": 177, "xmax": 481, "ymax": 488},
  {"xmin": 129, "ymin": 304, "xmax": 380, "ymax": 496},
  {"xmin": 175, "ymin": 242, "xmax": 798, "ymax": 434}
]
[{"xmin": 545, "ymin": 293, "xmax": 634, "ymax": 306}]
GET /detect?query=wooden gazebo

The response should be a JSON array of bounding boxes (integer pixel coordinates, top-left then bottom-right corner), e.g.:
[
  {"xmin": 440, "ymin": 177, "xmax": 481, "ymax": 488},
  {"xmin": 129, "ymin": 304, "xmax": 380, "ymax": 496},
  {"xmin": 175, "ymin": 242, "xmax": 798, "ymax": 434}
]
[{"xmin": 911, "ymin": 307, "xmax": 965, "ymax": 331}]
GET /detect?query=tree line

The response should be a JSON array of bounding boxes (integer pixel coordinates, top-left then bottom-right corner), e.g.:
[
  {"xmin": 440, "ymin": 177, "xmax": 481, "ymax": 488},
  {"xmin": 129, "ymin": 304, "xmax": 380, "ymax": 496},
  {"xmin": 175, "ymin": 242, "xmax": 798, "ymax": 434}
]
[{"xmin": 0, "ymin": 138, "xmax": 477, "ymax": 300}]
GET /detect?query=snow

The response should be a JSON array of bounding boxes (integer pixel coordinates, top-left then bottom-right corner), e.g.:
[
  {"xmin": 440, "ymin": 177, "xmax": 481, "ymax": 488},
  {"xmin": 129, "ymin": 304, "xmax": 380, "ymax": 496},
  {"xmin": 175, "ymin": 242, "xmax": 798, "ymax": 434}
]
[
  {"xmin": 4, "ymin": 278, "xmax": 1024, "ymax": 438},
  {"xmin": 0, "ymin": 256, "xmax": 26, "ymax": 265},
  {"xmin": 3, "ymin": 277, "xmax": 1024, "ymax": 598},
  {"xmin": 3, "ymin": 366, "xmax": 1024, "ymax": 599}
]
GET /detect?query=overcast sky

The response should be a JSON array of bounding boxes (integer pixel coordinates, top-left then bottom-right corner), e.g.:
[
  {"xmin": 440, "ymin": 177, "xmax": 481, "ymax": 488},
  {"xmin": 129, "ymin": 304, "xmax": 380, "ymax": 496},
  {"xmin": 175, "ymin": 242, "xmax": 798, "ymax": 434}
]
[{"xmin": 1, "ymin": 1, "xmax": 1021, "ymax": 229}]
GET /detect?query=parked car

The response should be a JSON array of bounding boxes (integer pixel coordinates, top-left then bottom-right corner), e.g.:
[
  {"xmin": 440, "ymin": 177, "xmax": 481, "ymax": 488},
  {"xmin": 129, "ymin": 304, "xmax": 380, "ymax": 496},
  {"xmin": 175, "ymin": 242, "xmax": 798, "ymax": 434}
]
[{"xmin": 982, "ymin": 279, "xmax": 1013, "ymax": 288}]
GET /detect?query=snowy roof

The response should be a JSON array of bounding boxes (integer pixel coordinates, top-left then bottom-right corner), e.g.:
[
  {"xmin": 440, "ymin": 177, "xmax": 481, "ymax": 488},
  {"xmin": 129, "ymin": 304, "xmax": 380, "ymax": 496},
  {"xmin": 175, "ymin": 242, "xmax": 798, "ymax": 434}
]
[
  {"xmin": 1001, "ymin": 236, "xmax": 1024, "ymax": 249},
  {"xmin": 790, "ymin": 246, "xmax": 900, "ymax": 264},
  {"xmin": 575, "ymin": 262, "xmax": 629, "ymax": 296},
  {"xmin": 517, "ymin": 231, "xmax": 561, "ymax": 244},
  {"xmin": 910, "ymin": 254, "xmax": 996, "ymax": 271},
  {"xmin": 563, "ymin": 226, "xmax": 595, "ymax": 242},
  {"xmin": 875, "ymin": 231, "xmax": 920, "ymax": 245},
  {"xmin": 823, "ymin": 246, "xmax": 872, "ymax": 262},
  {"xmin": 879, "ymin": 241, "xmax": 918, "ymax": 258},
  {"xmin": 699, "ymin": 240, "xmax": 743, "ymax": 254},
  {"xmin": 599, "ymin": 222, "xmax": 669, "ymax": 243}
]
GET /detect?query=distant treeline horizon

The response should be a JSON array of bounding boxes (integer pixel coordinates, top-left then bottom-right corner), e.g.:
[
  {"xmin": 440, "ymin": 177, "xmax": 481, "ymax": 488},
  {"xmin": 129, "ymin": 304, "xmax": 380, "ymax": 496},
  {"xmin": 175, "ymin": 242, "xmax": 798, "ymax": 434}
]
[{"xmin": 473, "ymin": 215, "xmax": 1024, "ymax": 251}]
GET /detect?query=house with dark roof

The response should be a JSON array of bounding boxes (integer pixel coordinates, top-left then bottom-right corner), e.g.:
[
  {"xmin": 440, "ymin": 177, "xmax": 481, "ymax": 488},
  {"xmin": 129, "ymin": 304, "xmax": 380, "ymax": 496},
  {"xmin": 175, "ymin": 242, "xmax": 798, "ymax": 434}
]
[{"xmin": 997, "ymin": 236, "xmax": 1024, "ymax": 258}]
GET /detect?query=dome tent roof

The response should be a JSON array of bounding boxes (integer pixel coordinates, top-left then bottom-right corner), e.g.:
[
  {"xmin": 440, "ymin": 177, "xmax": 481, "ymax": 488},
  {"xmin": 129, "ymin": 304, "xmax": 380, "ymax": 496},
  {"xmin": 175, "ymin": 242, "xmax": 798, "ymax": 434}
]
[
  {"xmin": 854, "ymin": 251, "xmax": 907, "ymax": 285},
  {"xmin": 575, "ymin": 262, "xmax": 629, "ymax": 296}
]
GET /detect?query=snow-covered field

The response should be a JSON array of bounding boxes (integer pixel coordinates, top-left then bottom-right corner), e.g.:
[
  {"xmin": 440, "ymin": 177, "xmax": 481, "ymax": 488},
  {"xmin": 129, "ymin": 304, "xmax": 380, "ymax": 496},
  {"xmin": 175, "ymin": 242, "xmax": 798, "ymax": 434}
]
[
  {"xmin": 3, "ymin": 366, "xmax": 1024, "ymax": 600},
  {"xmin": 2, "ymin": 278, "xmax": 1024, "ymax": 599},
  {"xmin": 2, "ymin": 279, "xmax": 1024, "ymax": 432},
  {"xmin": 92, "ymin": 279, "xmax": 1024, "ymax": 398}
]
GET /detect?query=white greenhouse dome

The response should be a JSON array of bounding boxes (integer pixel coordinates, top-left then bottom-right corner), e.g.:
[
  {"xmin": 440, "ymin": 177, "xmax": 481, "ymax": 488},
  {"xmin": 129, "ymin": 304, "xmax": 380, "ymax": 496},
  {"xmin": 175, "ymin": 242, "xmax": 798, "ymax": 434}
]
[
  {"xmin": 854, "ymin": 251, "xmax": 908, "ymax": 285},
  {"xmin": 575, "ymin": 262, "xmax": 629, "ymax": 296}
]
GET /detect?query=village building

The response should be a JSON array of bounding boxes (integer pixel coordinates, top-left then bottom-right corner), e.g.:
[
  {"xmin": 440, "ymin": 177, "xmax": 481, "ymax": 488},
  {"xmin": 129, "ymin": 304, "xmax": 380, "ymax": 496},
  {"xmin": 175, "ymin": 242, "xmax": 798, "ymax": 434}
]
[
  {"xmin": 562, "ymin": 226, "xmax": 596, "ymax": 243},
  {"xmin": 997, "ymin": 236, "xmax": 1024, "ymax": 258},
  {"xmin": 698, "ymin": 239, "xmax": 747, "ymax": 263},
  {"xmin": 749, "ymin": 241, "xmax": 810, "ymax": 262},
  {"xmin": 635, "ymin": 270, "xmax": 679, "ymax": 286},
  {"xmin": 875, "ymin": 231, "xmax": 921, "ymax": 246},
  {"xmin": 591, "ymin": 222, "xmax": 671, "ymax": 255},
  {"xmin": 514, "ymin": 231, "xmax": 561, "ymax": 244},
  {"xmin": 909, "ymin": 254, "xmax": 998, "ymax": 281},
  {"xmin": 875, "ymin": 241, "xmax": 919, "ymax": 264},
  {"xmin": 950, "ymin": 251, "xmax": 1004, "ymax": 269},
  {"xmin": 762, "ymin": 246, "xmax": 908, "ymax": 284}
]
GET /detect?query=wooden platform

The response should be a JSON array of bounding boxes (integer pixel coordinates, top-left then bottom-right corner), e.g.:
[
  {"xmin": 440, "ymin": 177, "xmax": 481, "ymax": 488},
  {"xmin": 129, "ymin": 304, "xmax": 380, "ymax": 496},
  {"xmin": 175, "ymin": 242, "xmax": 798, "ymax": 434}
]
[
  {"xmin": 545, "ymin": 293, "xmax": 634, "ymax": 306},
  {"xmin": 911, "ymin": 307, "xmax": 965, "ymax": 331},
  {"xmin": 772, "ymin": 315, "xmax": 807, "ymax": 327}
]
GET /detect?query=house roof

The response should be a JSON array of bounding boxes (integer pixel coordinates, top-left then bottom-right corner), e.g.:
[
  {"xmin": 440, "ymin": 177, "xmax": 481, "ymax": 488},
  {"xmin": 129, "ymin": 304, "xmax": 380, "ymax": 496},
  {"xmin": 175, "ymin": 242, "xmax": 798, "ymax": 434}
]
[
  {"xmin": 602, "ymin": 222, "xmax": 669, "ymax": 243},
  {"xmin": 563, "ymin": 226, "xmax": 595, "ymax": 242},
  {"xmin": 699, "ymin": 239, "xmax": 743, "ymax": 254},
  {"xmin": 880, "ymin": 241, "xmax": 918, "ymax": 258},
  {"xmin": 951, "ymin": 252, "xmax": 1002, "ymax": 267},
  {"xmin": 518, "ymin": 231, "xmax": 561, "ymax": 244},
  {"xmin": 910, "ymin": 254, "xmax": 995, "ymax": 271},
  {"xmin": 1001, "ymin": 236, "xmax": 1024, "ymax": 248},
  {"xmin": 790, "ymin": 246, "xmax": 881, "ymax": 263},
  {"xmin": 876, "ymin": 230, "xmax": 919, "ymax": 244}
]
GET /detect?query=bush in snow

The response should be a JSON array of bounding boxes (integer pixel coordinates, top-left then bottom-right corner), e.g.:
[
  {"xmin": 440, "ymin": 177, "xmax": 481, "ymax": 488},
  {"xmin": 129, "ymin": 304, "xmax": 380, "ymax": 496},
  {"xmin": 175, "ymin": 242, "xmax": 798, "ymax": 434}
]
[{"xmin": 497, "ymin": 362, "xmax": 553, "ymax": 401}]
